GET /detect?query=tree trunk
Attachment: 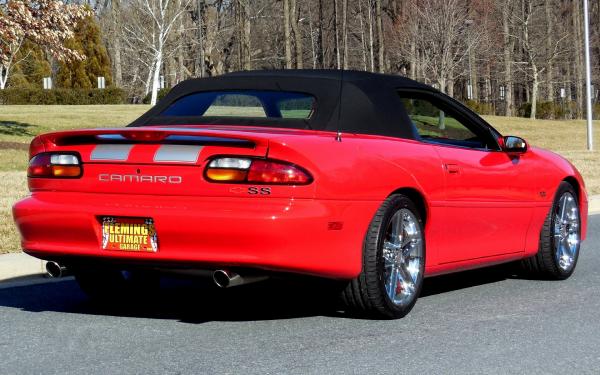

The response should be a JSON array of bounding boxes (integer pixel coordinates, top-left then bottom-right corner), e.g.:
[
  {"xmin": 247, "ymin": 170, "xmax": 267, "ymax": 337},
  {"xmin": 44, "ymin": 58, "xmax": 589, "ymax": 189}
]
[
  {"xmin": 409, "ymin": 39, "xmax": 416, "ymax": 80},
  {"xmin": 530, "ymin": 66, "xmax": 539, "ymax": 119},
  {"xmin": 566, "ymin": 63, "xmax": 572, "ymax": 103},
  {"xmin": 368, "ymin": 0, "xmax": 375, "ymax": 72},
  {"xmin": 290, "ymin": 0, "xmax": 303, "ymax": 69},
  {"xmin": 0, "ymin": 67, "xmax": 8, "ymax": 89},
  {"xmin": 544, "ymin": 0, "xmax": 554, "ymax": 104},
  {"xmin": 178, "ymin": 12, "xmax": 186, "ymax": 83},
  {"xmin": 342, "ymin": 0, "xmax": 348, "ymax": 69},
  {"xmin": 112, "ymin": 0, "xmax": 123, "ymax": 87},
  {"xmin": 196, "ymin": 0, "xmax": 206, "ymax": 77},
  {"xmin": 144, "ymin": 64, "xmax": 153, "ymax": 96},
  {"xmin": 503, "ymin": 0, "xmax": 514, "ymax": 117},
  {"xmin": 150, "ymin": 38, "xmax": 164, "ymax": 106},
  {"xmin": 333, "ymin": 0, "xmax": 341, "ymax": 69},
  {"xmin": 484, "ymin": 67, "xmax": 491, "ymax": 103},
  {"xmin": 317, "ymin": 0, "xmax": 325, "ymax": 68},
  {"xmin": 243, "ymin": 0, "xmax": 251, "ymax": 70},
  {"xmin": 468, "ymin": 47, "xmax": 478, "ymax": 100},
  {"xmin": 308, "ymin": 4, "xmax": 317, "ymax": 68},
  {"xmin": 573, "ymin": 0, "xmax": 584, "ymax": 118},
  {"xmin": 358, "ymin": 0, "xmax": 368, "ymax": 71},
  {"xmin": 375, "ymin": 0, "xmax": 384, "ymax": 72},
  {"xmin": 283, "ymin": 0, "xmax": 292, "ymax": 69}
]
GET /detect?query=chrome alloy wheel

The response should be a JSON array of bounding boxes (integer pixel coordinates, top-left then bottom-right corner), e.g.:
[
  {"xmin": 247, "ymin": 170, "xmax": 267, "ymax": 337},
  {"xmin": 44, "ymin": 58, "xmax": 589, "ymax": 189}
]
[
  {"xmin": 553, "ymin": 192, "xmax": 580, "ymax": 272},
  {"xmin": 382, "ymin": 208, "xmax": 424, "ymax": 306}
]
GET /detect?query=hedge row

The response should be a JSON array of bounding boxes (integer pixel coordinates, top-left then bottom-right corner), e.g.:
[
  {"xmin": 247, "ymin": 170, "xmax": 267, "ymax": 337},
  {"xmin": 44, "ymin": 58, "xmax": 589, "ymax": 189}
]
[
  {"xmin": 0, "ymin": 87, "xmax": 127, "ymax": 105},
  {"xmin": 518, "ymin": 101, "xmax": 600, "ymax": 120},
  {"xmin": 465, "ymin": 99, "xmax": 600, "ymax": 119}
]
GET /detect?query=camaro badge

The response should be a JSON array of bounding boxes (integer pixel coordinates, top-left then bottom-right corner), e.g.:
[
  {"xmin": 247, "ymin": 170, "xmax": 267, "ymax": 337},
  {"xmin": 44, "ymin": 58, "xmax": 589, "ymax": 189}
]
[{"xmin": 98, "ymin": 173, "xmax": 182, "ymax": 184}]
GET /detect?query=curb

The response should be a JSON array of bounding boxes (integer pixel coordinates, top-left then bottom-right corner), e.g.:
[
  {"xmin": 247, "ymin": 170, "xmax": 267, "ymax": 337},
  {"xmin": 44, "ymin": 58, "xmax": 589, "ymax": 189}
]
[
  {"xmin": 0, "ymin": 253, "xmax": 46, "ymax": 283},
  {"xmin": 589, "ymin": 194, "xmax": 600, "ymax": 215}
]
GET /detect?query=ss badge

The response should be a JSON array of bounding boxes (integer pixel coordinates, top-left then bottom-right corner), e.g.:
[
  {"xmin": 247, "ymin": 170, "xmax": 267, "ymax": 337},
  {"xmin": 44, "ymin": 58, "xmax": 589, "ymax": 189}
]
[{"xmin": 248, "ymin": 187, "xmax": 271, "ymax": 195}]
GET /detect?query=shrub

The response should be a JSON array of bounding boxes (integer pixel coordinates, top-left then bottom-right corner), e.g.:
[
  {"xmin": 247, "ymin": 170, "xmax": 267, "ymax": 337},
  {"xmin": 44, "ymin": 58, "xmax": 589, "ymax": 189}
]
[
  {"xmin": 464, "ymin": 100, "xmax": 495, "ymax": 116},
  {"xmin": 519, "ymin": 101, "xmax": 580, "ymax": 119},
  {"xmin": 142, "ymin": 88, "xmax": 170, "ymax": 104},
  {"xmin": 0, "ymin": 87, "xmax": 127, "ymax": 105}
]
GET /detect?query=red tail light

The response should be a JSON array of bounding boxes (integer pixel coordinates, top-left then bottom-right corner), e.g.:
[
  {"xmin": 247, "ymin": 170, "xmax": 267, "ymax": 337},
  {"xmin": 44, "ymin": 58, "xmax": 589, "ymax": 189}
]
[
  {"xmin": 247, "ymin": 160, "xmax": 311, "ymax": 184},
  {"xmin": 28, "ymin": 153, "xmax": 82, "ymax": 178},
  {"xmin": 121, "ymin": 131, "xmax": 167, "ymax": 142},
  {"xmin": 205, "ymin": 157, "xmax": 312, "ymax": 185}
]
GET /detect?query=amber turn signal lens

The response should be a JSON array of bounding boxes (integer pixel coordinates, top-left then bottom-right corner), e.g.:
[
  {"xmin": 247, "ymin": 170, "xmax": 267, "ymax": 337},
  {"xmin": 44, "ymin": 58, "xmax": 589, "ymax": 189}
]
[
  {"xmin": 205, "ymin": 168, "xmax": 248, "ymax": 182},
  {"xmin": 50, "ymin": 165, "xmax": 81, "ymax": 177}
]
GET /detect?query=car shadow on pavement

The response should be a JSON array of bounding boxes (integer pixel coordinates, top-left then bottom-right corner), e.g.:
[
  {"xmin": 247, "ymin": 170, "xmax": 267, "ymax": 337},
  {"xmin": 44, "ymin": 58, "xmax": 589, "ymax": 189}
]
[
  {"xmin": 420, "ymin": 264, "xmax": 512, "ymax": 298},
  {"xmin": 0, "ymin": 264, "xmax": 516, "ymax": 323}
]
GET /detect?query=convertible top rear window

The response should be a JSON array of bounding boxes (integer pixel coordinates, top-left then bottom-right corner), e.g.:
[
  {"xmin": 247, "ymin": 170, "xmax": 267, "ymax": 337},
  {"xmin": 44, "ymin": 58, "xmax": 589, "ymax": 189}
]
[{"xmin": 160, "ymin": 90, "xmax": 315, "ymax": 119}]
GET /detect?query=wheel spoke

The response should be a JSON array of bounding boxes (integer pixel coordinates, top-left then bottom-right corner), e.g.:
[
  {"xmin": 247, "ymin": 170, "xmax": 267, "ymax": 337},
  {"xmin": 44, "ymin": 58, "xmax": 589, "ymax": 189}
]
[
  {"xmin": 559, "ymin": 195, "xmax": 568, "ymax": 222},
  {"xmin": 381, "ymin": 208, "xmax": 423, "ymax": 306},
  {"xmin": 387, "ymin": 267, "xmax": 398, "ymax": 300},
  {"xmin": 398, "ymin": 261, "xmax": 415, "ymax": 285},
  {"xmin": 390, "ymin": 213, "xmax": 401, "ymax": 243},
  {"xmin": 382, "ymin": 241, "xmax": 398, "ymax": 267},
  {"xmin": 553, "ymin": 192, "xmax": 580, "ymax": 272}
]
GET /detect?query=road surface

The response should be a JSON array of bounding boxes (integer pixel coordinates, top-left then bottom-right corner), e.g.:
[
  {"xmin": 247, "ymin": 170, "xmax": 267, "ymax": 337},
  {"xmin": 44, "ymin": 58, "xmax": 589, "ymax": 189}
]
[{"xmin": 1, "ymin": 216, "xmax": 599, "ymax": 374}]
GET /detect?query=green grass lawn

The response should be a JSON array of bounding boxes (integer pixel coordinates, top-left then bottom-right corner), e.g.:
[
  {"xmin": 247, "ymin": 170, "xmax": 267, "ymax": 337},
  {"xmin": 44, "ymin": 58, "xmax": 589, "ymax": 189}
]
[{"xmin": 0, "ymin": 105, "xmax": 599, "ymax": 253}]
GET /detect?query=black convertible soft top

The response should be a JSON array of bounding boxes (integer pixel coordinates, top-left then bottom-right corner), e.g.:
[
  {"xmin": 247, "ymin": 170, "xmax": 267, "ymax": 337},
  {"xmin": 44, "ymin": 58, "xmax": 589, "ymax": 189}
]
[{"xmin": 128, "ymin": 70, "xmax": 440, "ymax": 139}]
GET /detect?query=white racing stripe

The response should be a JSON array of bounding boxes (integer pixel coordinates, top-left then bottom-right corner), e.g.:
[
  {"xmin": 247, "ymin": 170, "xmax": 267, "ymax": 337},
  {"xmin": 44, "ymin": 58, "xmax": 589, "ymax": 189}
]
[
  {"xmin": 91, "ymin": 144, "xmax": 134, "ymax": 161},
  {"xmin": 154, "ymin": 145, "xmax": 203, "ymax": 163}
]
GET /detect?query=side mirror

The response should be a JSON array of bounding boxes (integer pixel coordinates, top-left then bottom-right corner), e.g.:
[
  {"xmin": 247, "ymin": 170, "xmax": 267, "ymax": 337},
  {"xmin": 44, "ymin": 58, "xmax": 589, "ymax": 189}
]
[{"xmin": 502, "ymin": 136, "xmax": 528, "ymax": 153}]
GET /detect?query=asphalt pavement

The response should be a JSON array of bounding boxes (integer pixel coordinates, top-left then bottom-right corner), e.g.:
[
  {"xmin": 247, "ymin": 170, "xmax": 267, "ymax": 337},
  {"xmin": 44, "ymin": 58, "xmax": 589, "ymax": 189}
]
[{"xmin": 1, "ymin": 216, "xmax": 599, "ymax": 374}]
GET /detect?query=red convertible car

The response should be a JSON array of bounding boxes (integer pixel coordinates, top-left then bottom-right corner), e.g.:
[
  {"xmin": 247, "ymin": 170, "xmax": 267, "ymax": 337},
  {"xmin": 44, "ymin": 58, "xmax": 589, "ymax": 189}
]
[{"xmin": 13, "ymin": 70, "xmax": 587, "ymax": 319}]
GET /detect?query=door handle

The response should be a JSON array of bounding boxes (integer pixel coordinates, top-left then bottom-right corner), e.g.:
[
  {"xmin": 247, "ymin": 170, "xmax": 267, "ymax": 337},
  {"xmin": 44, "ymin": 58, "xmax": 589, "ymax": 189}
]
[{"xmin": 444, "ymin": 163, "xmax": 460, "ymax": 174}]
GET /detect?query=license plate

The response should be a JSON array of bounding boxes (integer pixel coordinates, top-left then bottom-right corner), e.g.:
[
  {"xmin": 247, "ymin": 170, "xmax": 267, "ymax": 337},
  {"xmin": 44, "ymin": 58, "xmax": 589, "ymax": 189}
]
[{"xmin": 101, "ymin": 217, "xmax": 158, "ymax": 252}]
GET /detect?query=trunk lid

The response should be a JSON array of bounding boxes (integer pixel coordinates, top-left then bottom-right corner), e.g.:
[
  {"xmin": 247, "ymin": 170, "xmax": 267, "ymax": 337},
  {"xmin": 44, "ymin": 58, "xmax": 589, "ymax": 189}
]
[{"xmin": 28, "ymin": 126, "xmax": 315, "ymax": 198}]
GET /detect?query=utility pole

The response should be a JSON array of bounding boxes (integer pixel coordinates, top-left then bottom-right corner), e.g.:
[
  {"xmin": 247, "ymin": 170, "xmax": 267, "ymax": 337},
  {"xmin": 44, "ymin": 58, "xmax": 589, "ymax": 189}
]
[{"xmin": 583, "ymin": 0, "xmax": 594, "ymax": 150}]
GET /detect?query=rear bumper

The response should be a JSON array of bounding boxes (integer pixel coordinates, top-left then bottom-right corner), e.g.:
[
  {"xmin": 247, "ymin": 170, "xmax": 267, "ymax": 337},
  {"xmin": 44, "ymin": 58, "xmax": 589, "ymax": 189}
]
[{"xmin": 13, "ymin": 192, "xmax": 379, "ymax": 279}]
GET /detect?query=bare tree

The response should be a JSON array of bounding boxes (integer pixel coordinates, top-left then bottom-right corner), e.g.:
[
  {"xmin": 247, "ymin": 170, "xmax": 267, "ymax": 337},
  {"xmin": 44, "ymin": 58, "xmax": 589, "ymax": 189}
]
[
  {"xmin": 501, "ymin": 0, "xmax": 516, "ymax": 116},
  {"xmin": 375, "ymin": 0, "xmax": 384, "ymax": 72},
  {"xmin": 515, "ymin": 0, "xmax": 567, "ymax": 119},
  {"xmin": 283, "ymin": 0, "xmax": 292, "ymax": 68},
  {"xmin": 122, "ymin": 0, "xmax": 191, "ymax": 105},
  {"xmin": 111, "ymin": 0, "xmax": 124, "ymax": 86},
  {"xmin": 407, "ymin": 0, "xmax": 479, "ymax": 93}
]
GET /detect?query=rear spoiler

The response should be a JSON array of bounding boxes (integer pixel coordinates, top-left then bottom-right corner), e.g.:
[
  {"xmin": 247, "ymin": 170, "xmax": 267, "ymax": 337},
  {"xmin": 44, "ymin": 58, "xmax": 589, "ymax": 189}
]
[{"xmin": 30, "ymin": 127, "xmax": 264, "ymax": 158}]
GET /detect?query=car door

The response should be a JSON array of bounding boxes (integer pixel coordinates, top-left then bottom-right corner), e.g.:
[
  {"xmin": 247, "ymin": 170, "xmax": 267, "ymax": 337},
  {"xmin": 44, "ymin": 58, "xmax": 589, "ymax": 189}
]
[{"xmin": 398, "ymin": 91, "xmax": 538, "ymax": 263}]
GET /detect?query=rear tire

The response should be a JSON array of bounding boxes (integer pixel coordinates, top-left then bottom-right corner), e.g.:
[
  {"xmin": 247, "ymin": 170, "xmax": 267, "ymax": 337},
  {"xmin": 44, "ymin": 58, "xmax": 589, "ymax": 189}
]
[
  {"xmin": 341, "ymin": 194, "xmax": 425, "ymax": 319},
  {"xmin": 74, "ymin": 267, "xmax": 160, "ymax": 302},
  {"xmin": 520, "ymin": 181, "xmax": 581, "ymax": 280}
]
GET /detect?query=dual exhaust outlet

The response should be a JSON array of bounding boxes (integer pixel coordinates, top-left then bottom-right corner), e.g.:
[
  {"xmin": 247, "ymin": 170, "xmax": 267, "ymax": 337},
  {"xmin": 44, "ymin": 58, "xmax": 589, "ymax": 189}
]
[{"xmin": 46, "ymin": 262, "xmax": 266, "ymax": 288}]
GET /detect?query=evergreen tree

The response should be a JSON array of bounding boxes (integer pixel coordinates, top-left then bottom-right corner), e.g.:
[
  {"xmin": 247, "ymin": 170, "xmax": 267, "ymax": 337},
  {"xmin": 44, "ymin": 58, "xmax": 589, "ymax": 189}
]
[
  {"xmin": 8, "ymin": 41, "xmax": 52, "ymax": 88},
  {"xmin": 56, "ymin": 13, "xmax": 113, "ymax": 89}
]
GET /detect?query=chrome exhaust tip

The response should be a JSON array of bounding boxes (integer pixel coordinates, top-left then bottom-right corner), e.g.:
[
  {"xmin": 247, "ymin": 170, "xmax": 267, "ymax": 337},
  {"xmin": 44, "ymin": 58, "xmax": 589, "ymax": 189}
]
[
  {"xmin": 46, "ymin": 261, "xmax": 68, "ymax": 278},
  {"xmin": 212, "ymin": 269, "xmax": 268, "ymax": 288}
]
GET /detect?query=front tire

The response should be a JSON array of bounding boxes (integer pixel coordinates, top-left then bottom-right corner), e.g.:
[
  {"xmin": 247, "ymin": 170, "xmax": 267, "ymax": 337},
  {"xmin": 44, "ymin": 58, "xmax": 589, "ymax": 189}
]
[
  {"xmin": 521, "ymin": 181, "xmax": 581, "ymax": 280},
  {"xmin": 341, "ymin": 194, "xmax": 425, "ymax": 319}
]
